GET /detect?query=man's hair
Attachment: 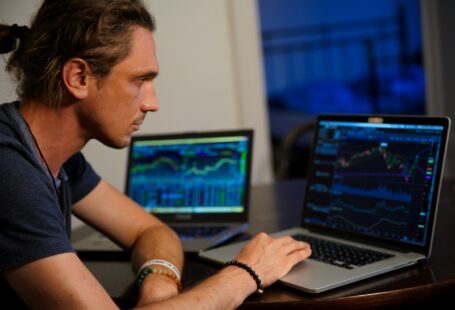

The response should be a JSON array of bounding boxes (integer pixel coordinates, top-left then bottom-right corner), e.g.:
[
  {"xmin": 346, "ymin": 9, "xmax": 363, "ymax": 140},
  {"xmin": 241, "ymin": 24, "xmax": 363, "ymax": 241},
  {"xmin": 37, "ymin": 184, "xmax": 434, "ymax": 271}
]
[{"xmin": 0, "ymin": 0, "xmax": 155, "ymax": 108}]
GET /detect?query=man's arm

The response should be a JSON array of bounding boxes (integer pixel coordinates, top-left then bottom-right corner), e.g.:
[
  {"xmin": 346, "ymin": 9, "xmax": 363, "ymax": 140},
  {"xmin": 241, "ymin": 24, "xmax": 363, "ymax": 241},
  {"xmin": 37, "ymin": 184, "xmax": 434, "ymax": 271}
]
[
  {"xmin": 71, "ymin": 181, "xmax": 312, "ymax": 309},
  {"xmin": 3, "ymin": 229, "xmax": 310, "ymax": 310},
  {"xmin": 3, "ymin": 179, "xmax": 311, "ymax": 309},
  {"xmin": 72, "ymin": 180, "xmax": 184, "ymax": 302},
  {"xmin": 135, "ymin": 233, "xmax": 312, "ymax": 310},
  {"xmin": 3, "ymin": 252, "xmax": 120, "ymax": 309}
]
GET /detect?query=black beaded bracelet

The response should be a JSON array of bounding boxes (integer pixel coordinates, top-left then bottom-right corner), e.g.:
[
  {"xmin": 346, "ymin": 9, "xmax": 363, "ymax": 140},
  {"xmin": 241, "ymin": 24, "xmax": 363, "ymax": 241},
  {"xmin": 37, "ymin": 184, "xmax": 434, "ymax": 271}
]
[{"xmin": 225, "ymin": 260, "xmax": 264, "ymax": 294}]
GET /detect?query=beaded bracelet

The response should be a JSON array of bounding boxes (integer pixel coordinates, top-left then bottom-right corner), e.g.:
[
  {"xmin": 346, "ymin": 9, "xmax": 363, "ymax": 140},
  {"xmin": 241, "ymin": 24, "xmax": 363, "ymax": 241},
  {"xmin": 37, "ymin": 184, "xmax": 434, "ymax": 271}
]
[
  {"xmin": 136, "ymin": 267, "xmax": 182, "ymax": 290},
  {"xmin": 225, "ymin": 260, "xmax": 264, "ymax": 294},
  {"xmin": 136, "ymin": 259, "xmax": 181, "ymax": 281}
]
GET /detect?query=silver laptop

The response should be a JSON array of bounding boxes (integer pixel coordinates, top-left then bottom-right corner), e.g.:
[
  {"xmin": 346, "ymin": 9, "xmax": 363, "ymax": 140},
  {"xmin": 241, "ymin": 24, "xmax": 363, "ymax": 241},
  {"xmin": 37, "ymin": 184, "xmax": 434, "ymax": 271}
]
[
  {"xmin": 199, "ymin": 114, "xmax": 450, "ymax": 293},
  {"xmin": 73, "ymin": 129, "xmax": 253, "ymax": 253}
]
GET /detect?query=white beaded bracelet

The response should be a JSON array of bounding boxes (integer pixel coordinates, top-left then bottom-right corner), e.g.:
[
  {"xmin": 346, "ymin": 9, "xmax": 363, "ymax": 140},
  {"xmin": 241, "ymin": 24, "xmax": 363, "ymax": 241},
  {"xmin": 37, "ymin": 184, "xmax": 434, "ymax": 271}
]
[{"xmin": 136, "ymin": 259, "xmax": 181, "ymax": 282}]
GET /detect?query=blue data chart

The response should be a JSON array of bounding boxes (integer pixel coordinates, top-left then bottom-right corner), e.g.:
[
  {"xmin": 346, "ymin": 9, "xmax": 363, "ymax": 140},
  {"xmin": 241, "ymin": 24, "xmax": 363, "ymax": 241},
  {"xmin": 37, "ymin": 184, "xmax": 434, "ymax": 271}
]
[
  {"xmin": 304, "ymin": 121, "xmax": 444, "ymax": 246},
  {"xmin": 127, "ymin": 137, "xmax": 249, "ymax": 214}
]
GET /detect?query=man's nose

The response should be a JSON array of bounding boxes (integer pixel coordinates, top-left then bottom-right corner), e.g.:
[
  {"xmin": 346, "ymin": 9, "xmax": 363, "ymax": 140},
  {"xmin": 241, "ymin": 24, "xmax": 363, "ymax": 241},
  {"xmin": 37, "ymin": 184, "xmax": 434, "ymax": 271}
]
[{"xmin": 140, "ymin": 83, "xmax": 159, "ymax": 112}]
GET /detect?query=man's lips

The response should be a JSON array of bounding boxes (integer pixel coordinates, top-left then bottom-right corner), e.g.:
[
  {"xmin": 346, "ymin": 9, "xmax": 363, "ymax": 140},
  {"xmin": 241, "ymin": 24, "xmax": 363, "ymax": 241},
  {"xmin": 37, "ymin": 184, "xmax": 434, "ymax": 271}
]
[{"xmin": 132, "ymin": 119, "xmax": 144, "ymax": 130}]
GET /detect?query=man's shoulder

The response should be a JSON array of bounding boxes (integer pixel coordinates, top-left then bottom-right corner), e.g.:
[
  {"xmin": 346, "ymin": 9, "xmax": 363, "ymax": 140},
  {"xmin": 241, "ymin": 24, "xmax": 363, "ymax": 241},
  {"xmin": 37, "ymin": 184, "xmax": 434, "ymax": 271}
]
[
  {"xmin": 0, "ymin": 101, "xmax": 22, "ymax": 144},
  {"xmin": 0, "ymin": 101, "xmax": 38, "ymax": 173},
  {"xmin": 0, "ymin": 143, "xmax": 40, "ymax": 179},
  {"xmin": 0, "ymin": 101, "xmax": 20, "ymax": 119}
]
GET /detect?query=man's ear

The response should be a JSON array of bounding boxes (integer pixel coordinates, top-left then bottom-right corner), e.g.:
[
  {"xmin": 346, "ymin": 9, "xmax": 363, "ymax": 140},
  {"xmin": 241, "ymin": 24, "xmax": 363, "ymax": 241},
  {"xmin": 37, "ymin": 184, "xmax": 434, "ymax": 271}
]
[{"xmin": 62, "ymin": 58, "xmax": 93, "ymax": 100}]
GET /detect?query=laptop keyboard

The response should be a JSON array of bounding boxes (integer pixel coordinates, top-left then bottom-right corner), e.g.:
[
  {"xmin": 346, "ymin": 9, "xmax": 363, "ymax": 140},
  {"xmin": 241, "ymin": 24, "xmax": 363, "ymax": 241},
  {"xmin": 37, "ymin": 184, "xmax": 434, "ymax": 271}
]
[
  {"xmin": 292, "ymin": 234, "xmax": 394, "ymax": 269},
  {"xmin": 171, "ymin": 226, "xmax": 228, "ymax": 240}
]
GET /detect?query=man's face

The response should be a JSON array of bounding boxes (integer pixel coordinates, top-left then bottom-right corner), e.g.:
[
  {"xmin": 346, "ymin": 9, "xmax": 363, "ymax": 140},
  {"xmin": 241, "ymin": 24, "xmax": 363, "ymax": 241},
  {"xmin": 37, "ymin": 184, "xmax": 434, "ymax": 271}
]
[{"xmin": 78, "ymin": 26, "xmax": 159, "ymax": 148}]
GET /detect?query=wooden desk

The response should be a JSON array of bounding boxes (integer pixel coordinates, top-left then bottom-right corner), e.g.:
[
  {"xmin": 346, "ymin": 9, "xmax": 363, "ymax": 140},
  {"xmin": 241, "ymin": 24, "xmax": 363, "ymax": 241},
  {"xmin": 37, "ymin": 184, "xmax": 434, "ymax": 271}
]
[{"xmin": 76, "ymin": 179, "xmax": 455, "ymax": 309}]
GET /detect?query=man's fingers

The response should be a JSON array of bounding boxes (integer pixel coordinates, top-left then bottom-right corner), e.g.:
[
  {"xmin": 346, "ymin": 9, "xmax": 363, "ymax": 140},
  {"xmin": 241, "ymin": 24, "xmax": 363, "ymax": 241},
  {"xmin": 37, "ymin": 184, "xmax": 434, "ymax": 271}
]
[
  {"xmin": 279, "ymin": 239, "xmax": 311, "ymax": 257},
  {"xmin": 274, "ymin": 235, "xmax": 296, "ymax": 246},
  {"xmin": 280, "ymin": 245, "xmax": 312, "ymax": 272}
]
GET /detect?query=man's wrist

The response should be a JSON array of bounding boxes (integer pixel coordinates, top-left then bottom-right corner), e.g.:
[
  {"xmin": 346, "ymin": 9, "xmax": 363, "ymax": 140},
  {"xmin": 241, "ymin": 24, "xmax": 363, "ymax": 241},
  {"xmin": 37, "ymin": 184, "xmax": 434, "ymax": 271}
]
[
  {"xmin": 137, "ymin": 266, "xmax": 182, "ymax": 290},
  {"xmin": 218, "ymin": 265, "xmax": 258, "ymax": 301},
  {"xmin": 137, "ymin": 271, "xmax": 180, "ymax": 305},
  {"xmin": 225, "ymin": 260, "xmax": 263, "ymax": 294},
  {"xmin": 136, "ymin": 259, "xmax": 181, "ymax": 281}
]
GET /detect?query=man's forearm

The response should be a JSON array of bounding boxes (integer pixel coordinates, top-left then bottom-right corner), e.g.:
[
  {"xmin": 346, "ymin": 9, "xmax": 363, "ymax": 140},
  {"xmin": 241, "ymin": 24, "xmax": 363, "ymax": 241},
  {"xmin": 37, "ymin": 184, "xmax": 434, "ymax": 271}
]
[
  {"xmin": 130, "ymin": 224, "xmax": 184, "ymax": 273},
  {"xmin": 130, "ymin": 224, "xmax": 185, "ymax": 304},
  {"xmin": 134, "ymin": 265, "xmax": 257, "ymax": 310}
]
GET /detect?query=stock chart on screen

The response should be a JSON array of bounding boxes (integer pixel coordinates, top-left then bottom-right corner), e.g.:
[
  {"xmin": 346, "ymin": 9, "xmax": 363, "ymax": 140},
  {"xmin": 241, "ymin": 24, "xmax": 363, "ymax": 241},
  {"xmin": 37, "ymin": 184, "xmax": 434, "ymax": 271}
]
[
  {"xmin": 127, "ymin": 136, "xmax": 250, "ymax": 214},
  {"xmin": 304, "ymin": 121, "xmax": 444, "ymax": 246}
]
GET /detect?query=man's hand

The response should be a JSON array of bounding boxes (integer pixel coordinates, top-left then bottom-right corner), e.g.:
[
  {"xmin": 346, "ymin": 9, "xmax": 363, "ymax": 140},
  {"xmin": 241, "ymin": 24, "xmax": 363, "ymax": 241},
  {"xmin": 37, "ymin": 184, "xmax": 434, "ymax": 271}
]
[{"xmin": 235, "ymin": 232, "xmax": 311, "ymax": 287}]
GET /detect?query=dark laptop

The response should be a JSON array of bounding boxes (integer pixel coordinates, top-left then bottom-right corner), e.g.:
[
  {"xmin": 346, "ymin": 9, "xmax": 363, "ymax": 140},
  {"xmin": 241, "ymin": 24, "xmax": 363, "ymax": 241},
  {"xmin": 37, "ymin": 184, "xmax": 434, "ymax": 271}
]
[
  {"xmin": 199, "ymin": 114, "xmax": 450, "ymax": 293},
  {"xmin": 73, "ymin": 129, "xmax": 253, "ymax": 253}
]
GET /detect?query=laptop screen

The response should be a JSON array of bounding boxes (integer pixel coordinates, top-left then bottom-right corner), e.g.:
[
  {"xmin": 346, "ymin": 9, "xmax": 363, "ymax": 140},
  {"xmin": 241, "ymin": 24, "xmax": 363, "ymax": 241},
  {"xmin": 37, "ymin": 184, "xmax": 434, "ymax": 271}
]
[
  {"xmin": 125, "ymin": 130, "xmax": 253, "ymax": 222},
  {"xmin": 303, "ymin": 115, "xmax": 450, "ymax": 251}
]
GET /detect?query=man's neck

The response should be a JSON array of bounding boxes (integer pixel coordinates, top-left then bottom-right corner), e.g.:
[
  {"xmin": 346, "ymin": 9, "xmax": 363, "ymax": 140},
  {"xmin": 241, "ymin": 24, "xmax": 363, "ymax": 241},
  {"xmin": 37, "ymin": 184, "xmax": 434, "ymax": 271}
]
[{"xmin": 19, "ymin": 101, "xmax": 87, "ymax": 177}]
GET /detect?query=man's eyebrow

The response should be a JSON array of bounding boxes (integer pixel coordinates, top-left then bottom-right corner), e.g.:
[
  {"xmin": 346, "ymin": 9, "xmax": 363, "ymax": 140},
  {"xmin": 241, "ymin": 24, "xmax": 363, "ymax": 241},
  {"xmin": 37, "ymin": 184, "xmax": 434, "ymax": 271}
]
[{"xmin": 135, "ymin": 70, "xmax": 159, "ymax": 79}]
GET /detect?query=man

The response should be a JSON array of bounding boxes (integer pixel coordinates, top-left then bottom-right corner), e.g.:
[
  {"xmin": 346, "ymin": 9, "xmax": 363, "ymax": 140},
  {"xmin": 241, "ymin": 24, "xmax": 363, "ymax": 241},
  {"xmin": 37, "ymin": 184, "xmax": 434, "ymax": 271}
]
[{"xmin": 0, "ymin": 0, "xmax": 311, "ymax": 308}]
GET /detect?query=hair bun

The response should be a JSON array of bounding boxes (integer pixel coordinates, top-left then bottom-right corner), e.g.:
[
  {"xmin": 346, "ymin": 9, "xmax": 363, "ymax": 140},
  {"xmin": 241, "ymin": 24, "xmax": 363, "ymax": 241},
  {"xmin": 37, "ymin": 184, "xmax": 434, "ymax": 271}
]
[
  {"xmin": 11, "ymin": 24, "xmax": 29, "ymax": 40},
  {"xmin": 0, "ymin": 24, "xmax": 29, "ymax": 54}
]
